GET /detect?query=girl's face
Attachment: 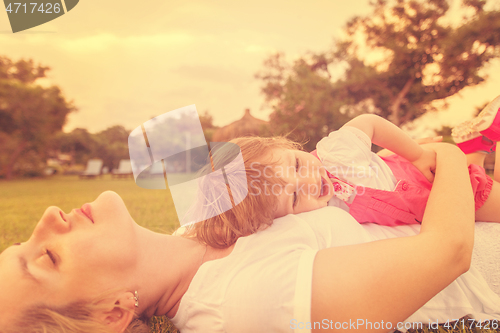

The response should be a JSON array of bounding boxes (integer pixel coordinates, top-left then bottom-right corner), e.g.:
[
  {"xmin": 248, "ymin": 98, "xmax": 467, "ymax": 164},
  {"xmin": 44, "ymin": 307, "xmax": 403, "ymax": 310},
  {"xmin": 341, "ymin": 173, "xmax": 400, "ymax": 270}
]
[
  {"xmin": 0, "ymin": 191, "xmax": 138, "ymax": 326},
  {"xmin": 268, "ymin": 149, "xmax": 334, "ymax": 218}
]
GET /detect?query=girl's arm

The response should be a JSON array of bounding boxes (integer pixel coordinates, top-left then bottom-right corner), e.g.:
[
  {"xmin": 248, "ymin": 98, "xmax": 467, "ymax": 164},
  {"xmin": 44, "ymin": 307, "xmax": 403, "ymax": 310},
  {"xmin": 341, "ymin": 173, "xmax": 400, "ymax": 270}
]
[
  {"xmin": 343, "ymin": 114, "xmax": 436, "ymax": 181},
  {"xmin": 310, "ymin": 143, "xmax": 474, "ymax": 332},
  {"xmin": 376, "ymin": 136, "xmax": 443, "ymax": 157}
]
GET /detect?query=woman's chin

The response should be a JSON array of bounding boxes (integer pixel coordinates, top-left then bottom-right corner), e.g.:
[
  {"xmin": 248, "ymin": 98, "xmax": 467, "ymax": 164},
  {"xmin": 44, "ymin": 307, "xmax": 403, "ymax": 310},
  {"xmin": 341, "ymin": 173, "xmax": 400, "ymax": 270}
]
[{"xmin": 94, "ymin": 191, "xmax": 137, "ymax": 228}]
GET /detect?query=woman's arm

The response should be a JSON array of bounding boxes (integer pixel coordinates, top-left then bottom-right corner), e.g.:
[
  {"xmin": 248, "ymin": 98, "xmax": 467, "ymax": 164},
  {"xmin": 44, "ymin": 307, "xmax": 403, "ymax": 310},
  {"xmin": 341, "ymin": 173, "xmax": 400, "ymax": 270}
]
[
  {"xmin": 310, "ymin": 143, "xmax": 474, "ymax": 332},
  {"xmin": 343, "ymin": 114, "xmax": 436, "ymax": 181}
]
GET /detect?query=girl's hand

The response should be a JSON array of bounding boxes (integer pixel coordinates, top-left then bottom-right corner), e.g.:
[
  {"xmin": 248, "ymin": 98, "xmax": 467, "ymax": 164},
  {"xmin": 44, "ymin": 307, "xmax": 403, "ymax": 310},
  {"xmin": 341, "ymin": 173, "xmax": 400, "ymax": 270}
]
[
  {"xmin": 376, "ymin": 136, "xmax": 442, "ymax": 181},
  {"xmin": 412, "ymin": 142, "xmax": 465, "ymax": 183},
  {"xmin": 411, "ymin": 148, "xmax": 437, "ymax": 182}
]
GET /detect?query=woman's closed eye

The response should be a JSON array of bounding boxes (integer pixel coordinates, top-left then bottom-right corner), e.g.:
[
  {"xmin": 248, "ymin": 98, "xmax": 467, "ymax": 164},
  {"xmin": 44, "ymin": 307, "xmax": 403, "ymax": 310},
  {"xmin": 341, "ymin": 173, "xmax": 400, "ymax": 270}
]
[{"xmin": 44, "ymin": 249, "xmax": 56, "ymax": 265}]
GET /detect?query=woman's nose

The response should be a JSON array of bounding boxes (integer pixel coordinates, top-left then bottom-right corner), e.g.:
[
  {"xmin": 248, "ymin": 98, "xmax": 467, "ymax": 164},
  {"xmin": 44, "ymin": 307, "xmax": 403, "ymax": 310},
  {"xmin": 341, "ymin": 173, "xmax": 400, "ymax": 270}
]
[{"xmin": 33, "ymin": 206, "xmax": 70, "ymax": 237}]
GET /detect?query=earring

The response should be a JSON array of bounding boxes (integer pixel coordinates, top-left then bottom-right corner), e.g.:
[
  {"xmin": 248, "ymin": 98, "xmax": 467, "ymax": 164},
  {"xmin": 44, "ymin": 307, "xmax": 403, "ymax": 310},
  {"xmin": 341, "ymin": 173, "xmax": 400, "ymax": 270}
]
[{"xmin": 131, "ymin": 291, "xmax": 139, "ymax": 307}]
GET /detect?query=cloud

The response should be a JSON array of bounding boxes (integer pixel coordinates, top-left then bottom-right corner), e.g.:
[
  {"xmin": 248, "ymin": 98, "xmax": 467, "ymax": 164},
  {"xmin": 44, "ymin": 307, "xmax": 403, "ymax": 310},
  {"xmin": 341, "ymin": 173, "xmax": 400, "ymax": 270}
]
[{"xmin": 59, "ymin": 32, "xmax": 195, "ymax": 54}]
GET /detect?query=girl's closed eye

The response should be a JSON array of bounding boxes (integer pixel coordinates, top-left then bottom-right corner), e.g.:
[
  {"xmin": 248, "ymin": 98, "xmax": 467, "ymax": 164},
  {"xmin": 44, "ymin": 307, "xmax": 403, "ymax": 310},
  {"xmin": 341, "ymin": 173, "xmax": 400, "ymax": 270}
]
[{"xmin": 293, "ymin": 157, "xmax": 300, "ymax": 208}]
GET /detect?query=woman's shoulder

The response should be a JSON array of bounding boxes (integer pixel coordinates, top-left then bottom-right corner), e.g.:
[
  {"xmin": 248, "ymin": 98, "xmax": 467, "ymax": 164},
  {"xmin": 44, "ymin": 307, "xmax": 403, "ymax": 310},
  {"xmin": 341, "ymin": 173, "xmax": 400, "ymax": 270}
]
[{"xmin": 172, "ymin": 214, "xmax": 322, "ymax": 332}]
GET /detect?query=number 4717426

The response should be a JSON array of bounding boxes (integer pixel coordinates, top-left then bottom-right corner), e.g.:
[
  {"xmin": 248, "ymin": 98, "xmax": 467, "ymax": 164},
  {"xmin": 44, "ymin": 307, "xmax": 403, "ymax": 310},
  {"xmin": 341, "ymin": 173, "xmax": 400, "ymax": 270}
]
[{"xmin": 5, "ymin": 2, "xmax": 61, "ymax": 14}]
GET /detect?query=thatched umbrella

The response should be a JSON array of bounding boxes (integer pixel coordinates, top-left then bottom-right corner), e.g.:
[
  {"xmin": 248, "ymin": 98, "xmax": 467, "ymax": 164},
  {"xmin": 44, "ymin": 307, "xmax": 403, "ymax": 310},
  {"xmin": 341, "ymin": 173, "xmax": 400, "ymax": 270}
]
[{"xmin": 212, "ymin": 109, "xmax": 269, "ymax": 142}]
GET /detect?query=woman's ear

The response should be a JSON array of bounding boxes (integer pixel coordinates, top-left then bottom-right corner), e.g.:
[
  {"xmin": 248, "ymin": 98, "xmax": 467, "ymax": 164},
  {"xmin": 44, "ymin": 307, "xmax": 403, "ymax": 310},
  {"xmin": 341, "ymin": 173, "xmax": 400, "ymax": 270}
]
[{"xmin": 97, "ymin": 291, "xmax": 136, "ymax": 333}]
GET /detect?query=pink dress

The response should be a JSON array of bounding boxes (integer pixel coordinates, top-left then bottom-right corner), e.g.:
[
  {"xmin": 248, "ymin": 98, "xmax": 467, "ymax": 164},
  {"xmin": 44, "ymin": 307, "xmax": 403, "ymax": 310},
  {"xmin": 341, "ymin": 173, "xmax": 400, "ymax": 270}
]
[{"xmin": 312, "ymin": 127, "xmax": 493, "ymax": 226}]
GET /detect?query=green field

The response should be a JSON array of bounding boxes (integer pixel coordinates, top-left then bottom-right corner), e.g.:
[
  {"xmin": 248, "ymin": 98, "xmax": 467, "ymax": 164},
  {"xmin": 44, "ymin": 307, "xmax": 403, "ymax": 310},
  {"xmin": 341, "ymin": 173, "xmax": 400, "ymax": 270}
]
[
  {"xmin": 0, "ymin": 175, "xmax": 180, "ymax": 251},
  {"xmin": 0, "ymin": 175, "xmax": 179, "ymax": 332}
]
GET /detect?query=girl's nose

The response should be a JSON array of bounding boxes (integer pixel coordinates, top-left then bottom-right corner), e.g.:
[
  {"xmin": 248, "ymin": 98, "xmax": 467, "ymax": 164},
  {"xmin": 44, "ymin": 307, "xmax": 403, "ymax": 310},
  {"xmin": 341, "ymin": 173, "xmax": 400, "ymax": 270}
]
[
  {"xmin": 296, "ymin": 173, "xmax": 320, "ymax": 196},
  {"xmin": 33, "ymin": 206, "xmax": 70, "ymax": 237}
]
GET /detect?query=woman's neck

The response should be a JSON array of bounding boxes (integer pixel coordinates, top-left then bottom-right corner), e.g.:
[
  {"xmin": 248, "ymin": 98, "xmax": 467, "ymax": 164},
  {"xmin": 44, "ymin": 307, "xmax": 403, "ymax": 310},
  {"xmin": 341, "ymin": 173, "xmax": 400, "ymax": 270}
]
[{"xmin": 131, "ymin": 225, "xmax": 234, "ymax": 319}]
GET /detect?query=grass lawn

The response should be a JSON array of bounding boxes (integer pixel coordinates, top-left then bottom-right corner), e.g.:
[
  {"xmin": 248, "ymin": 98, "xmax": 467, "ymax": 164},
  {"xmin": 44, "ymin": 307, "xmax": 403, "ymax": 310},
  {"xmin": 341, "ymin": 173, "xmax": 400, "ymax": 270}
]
[
  {"xmin": 0, "ymin": 175, "xmax": 179, "ymax": 332},
  {"xmin": 1, "ymin": 175, "xmax": 499, "ymax": 333},
  {"xmin": 0, "ymin": 175, "xmax": 180, "ymax": 250}
]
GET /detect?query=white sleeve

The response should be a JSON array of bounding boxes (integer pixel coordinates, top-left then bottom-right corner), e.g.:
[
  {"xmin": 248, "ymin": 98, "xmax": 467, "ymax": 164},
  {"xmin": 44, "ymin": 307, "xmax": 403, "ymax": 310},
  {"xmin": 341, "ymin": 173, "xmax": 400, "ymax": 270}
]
[
  {"xmin": 316, "ymin": 126, "xmax": 372, "ymax": 170},
  {"xmin": 293, "ymin": 249, "xmax": 317, "ymax": 333}
]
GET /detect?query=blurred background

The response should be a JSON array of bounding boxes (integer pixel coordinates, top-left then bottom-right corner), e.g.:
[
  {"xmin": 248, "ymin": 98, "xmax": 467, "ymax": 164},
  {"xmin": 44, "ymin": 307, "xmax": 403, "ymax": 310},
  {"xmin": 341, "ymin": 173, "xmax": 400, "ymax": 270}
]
[{"xmin": 1, "ymin": 0, "xmax": 500, "ymax": 179}]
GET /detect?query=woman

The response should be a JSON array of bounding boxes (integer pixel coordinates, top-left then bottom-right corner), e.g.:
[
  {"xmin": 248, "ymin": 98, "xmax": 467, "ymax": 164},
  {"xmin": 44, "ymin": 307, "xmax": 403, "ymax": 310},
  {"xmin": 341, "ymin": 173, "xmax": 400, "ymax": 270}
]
[{"xmin": 0, "ymin": 142, "xmax": 499, "ymax": 333}]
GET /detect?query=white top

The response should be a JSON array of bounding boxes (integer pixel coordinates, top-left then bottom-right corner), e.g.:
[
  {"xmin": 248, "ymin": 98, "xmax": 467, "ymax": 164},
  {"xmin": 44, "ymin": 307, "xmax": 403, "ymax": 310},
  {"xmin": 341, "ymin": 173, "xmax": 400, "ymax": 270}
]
[
  {"xmin": 171, "ymin": 207, "xmax": 500, "ymax": 332},
  {"xmin": 362, "ymin": 222, "xmax": 500, "ymax": 323},
  {"xmin": 316, "ymin": 126, "xmax": 397, "ymax": 210}
]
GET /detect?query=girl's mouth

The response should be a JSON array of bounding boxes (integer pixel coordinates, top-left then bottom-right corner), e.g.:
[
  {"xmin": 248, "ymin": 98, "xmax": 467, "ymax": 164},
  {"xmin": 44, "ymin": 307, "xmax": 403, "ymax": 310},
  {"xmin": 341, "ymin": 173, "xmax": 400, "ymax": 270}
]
[{"xmin": 319, "ymin": 177, "xmax": 330, "ymax": 198}]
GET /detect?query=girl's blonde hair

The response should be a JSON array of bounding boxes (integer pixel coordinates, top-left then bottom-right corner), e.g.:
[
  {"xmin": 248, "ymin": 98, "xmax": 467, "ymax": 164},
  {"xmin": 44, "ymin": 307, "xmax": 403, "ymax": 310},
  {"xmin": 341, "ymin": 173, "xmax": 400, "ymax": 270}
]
[
  {"xmin": 184, "ymin": 136, "xmax": 302, "ymax": 248},
  {"xmin": 5, "ymin": 291, "xmax": 149, "ymax": 333}
]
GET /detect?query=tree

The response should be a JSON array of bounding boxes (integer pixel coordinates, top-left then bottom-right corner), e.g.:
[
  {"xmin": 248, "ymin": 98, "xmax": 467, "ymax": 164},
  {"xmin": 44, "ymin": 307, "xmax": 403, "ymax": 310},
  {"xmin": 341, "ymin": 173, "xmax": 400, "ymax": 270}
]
[
  {"xmin": 94, "ymin": 125, "xmax": 130, "ymax": 170},
  {"xmin": 54, "ymin": 125, "xmax": 131, "ymax": 171},
  {"xmin": 54, "ymin": 128, "xmax": 98, "ymax": 165},
  {"xmin": 257, "ymin": 0, "xmax": 500, "ymax": 148},
  {"xmin": 199, "ymin": 110, "xmax": 219, "ymax": 143},
  {"xmin": 335, "ymin": 0, "xmax": 500, "ymax": 126},
  {"xmin": 0, "ymin": 57, "xmax": 75, "ymax": 179},
  {"xmin": 256, "ymin": 53, "xmax": 351, "ymax": 151}
]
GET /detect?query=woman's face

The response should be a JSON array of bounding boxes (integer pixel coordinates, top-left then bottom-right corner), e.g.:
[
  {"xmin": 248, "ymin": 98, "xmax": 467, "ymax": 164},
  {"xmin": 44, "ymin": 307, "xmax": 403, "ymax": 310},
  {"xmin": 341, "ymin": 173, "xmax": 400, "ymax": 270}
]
[{"xmin": 0, "ymin": 191, "xmax": 138, "ymax": 326}]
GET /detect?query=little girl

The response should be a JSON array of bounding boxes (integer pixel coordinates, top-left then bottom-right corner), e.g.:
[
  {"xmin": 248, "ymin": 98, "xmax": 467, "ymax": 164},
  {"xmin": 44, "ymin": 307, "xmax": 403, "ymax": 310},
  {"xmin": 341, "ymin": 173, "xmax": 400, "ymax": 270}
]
[
  {"xmin": 188, "ymin": 95, "xmax": 500, "ymax": 248},
  {"xmin": 257, "ymin": 95, "xmax": 500, "ymax": 226}
]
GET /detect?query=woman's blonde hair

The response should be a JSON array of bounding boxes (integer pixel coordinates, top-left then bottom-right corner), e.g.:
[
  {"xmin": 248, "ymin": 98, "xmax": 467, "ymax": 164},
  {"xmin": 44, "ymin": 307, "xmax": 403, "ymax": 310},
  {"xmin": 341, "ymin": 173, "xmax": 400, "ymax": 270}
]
[
  {"xmin": 5, "ymin": 291, "xmax": 149, "ymax": 333},
  {"xmin": 184, "ymin": 136, "xmax": 302, "ymax": 248}
]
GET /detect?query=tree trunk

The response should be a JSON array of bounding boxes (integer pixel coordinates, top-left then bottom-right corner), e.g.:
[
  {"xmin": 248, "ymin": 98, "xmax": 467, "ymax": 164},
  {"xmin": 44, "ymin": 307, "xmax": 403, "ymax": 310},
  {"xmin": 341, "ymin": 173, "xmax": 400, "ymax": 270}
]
[
  {"xmin": 3, "ymin": 141, "xmax": 28, "ymax": 180},
  {"xmin": 390, "ymin": 77, "xmax": 415, "ymax": 126}
]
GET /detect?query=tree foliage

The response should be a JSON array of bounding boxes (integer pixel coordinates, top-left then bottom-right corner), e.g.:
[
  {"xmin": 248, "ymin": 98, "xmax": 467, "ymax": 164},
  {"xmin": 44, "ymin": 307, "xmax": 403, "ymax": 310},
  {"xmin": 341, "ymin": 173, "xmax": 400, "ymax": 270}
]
[
  {"xmin": 338, "ymin": 0, "xmax": 500, "ymax": 125},
  {"xmin": 94, "ymin": 125, "xmax": 130, "ymax": 170},
  {"xmin": 199, "ymin": 110, "xmax": 219, "ymax": 143},
  {"xmin": 51, "ymin": 109, "xmax": 217, "ymax": 174},
  {"xmin": 53, "ymin": 125, "xmax": 131, "ymax": 171},
  {"xmin": 256, "ymin": 53, "xmax": 351, "ymax": 150},
  {"xmin": 257, "ymin": 0, "xmax": 500, "ymax": 149},
  {"xmin": 0, "ymin": 56, "xmax": 75, "ymax": 179}
]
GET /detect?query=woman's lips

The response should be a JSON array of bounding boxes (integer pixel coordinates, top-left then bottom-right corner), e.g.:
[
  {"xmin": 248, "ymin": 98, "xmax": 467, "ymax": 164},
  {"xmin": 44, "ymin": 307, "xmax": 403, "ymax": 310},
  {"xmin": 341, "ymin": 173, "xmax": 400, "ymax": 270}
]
[{"xmin": 78, "ymin": 203, "xmax": 94, "ymax": 223}]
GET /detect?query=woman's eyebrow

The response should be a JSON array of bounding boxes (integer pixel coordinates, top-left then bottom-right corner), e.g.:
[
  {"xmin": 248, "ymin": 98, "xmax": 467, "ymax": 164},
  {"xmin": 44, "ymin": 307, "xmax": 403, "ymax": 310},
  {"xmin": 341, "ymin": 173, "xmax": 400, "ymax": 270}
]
[{"xmin": 19, "ymin": 256, "xmax": 40, "ymax": 284}]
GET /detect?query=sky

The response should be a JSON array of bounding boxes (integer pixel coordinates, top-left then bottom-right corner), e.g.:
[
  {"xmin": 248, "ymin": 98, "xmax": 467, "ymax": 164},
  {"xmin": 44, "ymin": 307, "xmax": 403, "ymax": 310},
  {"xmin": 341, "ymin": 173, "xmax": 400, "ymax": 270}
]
[{"xmin": 1, "ymin": 0, "xmax": 499, "ymax": 137}]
